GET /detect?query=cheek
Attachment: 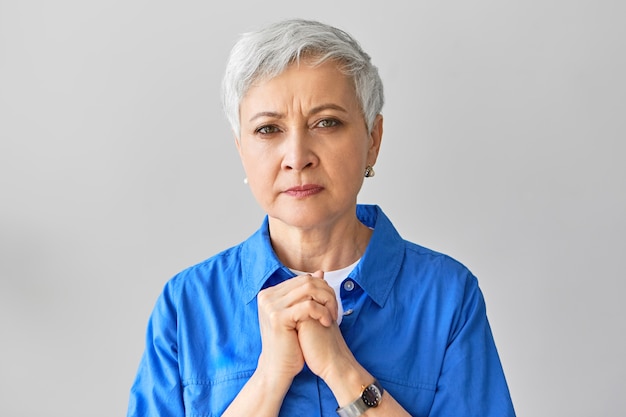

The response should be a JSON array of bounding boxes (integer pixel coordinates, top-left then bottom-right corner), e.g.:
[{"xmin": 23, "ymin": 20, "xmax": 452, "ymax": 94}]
[
  {"xmin": 242, "ymin": 155, "xmax": 277, "ymax": 197},
  {"xmin": 249, "ymin": 154, "xmax": 279, "ymax": 178},
  {"xmin": 241, "ymin": 146, "xmax": 269, "ymax": 174},
  {"xmin": 245, "ymin": 175, "xmax": 275, "ymax": 211},
  {"xmin": 329, "ymin": 146, "xmax": 366, "ymax": 174}
]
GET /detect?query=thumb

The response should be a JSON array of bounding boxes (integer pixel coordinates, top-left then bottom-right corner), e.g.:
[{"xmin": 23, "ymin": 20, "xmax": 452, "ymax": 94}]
[
  {"xmin": 311, "ymin": 270, "xmax": 325, "ymax": 279},
  {"xmin": 310, "ymin": 270, "xmax": 337, "ymax": 322}
]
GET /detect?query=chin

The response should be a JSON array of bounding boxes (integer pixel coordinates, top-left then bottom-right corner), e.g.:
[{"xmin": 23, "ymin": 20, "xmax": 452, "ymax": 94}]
[
  {"xmin": 269, "ymin": 202, "xmax": 350, "ymax": 231},
  {"xmin": 275, "ymin": 212, "xmax": 326, "ymax": 230}
]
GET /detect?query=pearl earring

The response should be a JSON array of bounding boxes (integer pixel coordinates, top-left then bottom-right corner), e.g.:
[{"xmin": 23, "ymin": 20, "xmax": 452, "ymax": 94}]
[
  {"xmin": 243, "ymin": 177, "xmax": 248, "ymax": 184},
  {"xmin": 364, "ymin": 165, "xmax": 375, "ymax": 178}
]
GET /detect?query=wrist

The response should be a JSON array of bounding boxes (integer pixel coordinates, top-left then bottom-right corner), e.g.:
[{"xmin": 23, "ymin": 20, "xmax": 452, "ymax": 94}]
[
  {"xmin": 222, "ymin": 368, "xmax": 292, "ymax": 417},
  {"xmin": 323, "ymin": 360, "xmax": 373, "ymax": 407},
  {"xmin": 253, "ymin": 358, "xmax": 295, "ymax": 396}
]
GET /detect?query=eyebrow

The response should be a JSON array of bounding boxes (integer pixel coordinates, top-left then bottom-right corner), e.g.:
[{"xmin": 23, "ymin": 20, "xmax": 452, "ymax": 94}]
[
  {"xmin": 248, "ymin": 111, "xmax": 284, "ymax": 123},
  {"xmin": 307, "ymin": 103, "xmax": 349, "ymax": 116},
  {"xmin": 247, "ymin": 103, "xmax": 349, "ymax": 123}
]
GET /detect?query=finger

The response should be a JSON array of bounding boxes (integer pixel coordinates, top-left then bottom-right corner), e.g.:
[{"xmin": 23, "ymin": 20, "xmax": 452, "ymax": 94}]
[
  {"xmin": 258, "ymin": 273, "xmax": 339, "ymax": 325},
  {"xmin": 302, "ymin": 284, "xmax": 338, "ymax": 322},
  {"xmin": 264, "ymin": 274, "xmax": 336, "ymax": 308},
  {"xmin": 310, "ymin": 270, "xmax": 339, "ymax": 322},
  {"xmin": 288, "ymin": 298, "xmax": 337, "ymax": 327},
  {"xmin": 311, "ymin": 270, "xmax": 324, "ymax": 279}
]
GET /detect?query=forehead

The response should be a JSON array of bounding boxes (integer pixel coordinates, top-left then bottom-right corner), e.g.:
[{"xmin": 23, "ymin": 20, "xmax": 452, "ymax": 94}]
[{"xmin": 240, "ymin": 60, "xmax": 360, "ymax": 116}]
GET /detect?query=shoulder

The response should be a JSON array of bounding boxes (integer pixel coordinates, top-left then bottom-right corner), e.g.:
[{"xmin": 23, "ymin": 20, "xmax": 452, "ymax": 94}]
[
  {"xmin": 396, "ymin": 241, "xmax": 487, "ymax": 337},
  {"xmin": 404, "ymin": 240, "xmax": 472, "ymax": 274},
  {"xmin": 399, "ymin": 240, "xmax": 480, "ymax": 296},
  {"xmin": 162, "ymin": 243, "xmax": 245, "ymax": 299}
]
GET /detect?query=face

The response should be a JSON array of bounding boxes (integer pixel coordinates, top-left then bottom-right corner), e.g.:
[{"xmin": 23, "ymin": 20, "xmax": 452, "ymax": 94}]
[{"xmin": 236, "ymin": 60, "xmax": 383, "ymax": 231}]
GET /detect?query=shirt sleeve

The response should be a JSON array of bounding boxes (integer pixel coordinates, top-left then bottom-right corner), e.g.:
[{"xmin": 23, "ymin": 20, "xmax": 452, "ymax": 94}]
[
  {"xmin": 127, "ymin": 282, "xmax": 185, "ymax": 417},
  {"xmin": 428, "ymin": 273, "xmax": 516, "ymax": 417}
]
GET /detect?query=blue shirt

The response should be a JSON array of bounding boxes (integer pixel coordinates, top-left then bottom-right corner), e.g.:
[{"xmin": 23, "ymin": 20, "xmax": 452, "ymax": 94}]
[{"xmin": 127, "ymin": 204, "xmax": 516, "ymax": 416}]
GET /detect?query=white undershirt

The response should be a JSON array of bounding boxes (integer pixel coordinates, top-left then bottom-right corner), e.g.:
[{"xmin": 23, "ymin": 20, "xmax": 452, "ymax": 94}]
[{"xmin": 290, "ymin": 258, "xmax": 360, "ymax": 325}]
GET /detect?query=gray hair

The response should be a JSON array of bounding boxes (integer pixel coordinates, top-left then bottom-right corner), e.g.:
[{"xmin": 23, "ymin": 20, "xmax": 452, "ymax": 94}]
[{"xmin": 221, "ymin": 19, "xmax": 384, "ymax": 138}]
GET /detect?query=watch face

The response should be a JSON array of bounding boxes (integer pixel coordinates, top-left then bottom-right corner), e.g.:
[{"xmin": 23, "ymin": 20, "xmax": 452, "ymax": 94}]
[{"xmin": 362, "ymin": 384, "xmax": 382, "ymax": 407}]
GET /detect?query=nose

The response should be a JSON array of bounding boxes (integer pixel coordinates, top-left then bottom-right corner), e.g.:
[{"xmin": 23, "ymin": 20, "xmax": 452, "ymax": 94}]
[{"xmin": 281, "ymin": 128, "xmax": 318, "ymax": 171}]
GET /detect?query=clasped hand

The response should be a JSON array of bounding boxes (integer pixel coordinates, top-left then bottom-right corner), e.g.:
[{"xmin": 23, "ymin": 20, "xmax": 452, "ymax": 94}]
[{"xmin": 256, "ymin": 271, "xmax": 353, "ymax": 383}]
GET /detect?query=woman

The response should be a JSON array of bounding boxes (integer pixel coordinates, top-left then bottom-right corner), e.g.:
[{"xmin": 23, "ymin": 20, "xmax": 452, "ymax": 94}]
[{"xmin": 127, "ymin": 19, "xmax": 515, "ymax": 417}]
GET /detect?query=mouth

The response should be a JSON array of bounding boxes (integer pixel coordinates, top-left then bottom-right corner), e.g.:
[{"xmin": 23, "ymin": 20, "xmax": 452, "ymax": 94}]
[{"xmin": 283, "ymin": 184, "xmax": 324, "ymax": 198}]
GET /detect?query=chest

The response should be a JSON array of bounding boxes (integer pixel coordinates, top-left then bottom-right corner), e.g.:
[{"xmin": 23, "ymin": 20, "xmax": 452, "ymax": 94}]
[{"xmin": 176, "ymin": 290, "xmax": 446, "ymax": 416}]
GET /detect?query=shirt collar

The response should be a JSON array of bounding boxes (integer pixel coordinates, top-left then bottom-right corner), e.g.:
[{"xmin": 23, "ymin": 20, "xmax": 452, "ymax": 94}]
[
  {"xmin": 241, "ymin": 204, "xmax": 405, "ymax": 307},
  {"xmin": 240, "ymin": 216, "xmax": 287, "ymax": 304},
  {"xmin": 351, "ymin": 204, "xmax": 405, "ymax": 307}
]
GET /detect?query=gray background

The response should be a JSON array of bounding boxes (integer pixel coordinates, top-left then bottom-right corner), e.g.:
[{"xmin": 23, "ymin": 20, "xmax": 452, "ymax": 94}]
[{"xmin": 1, "ymin": 1, "xmax": 624, "ymax": 416}]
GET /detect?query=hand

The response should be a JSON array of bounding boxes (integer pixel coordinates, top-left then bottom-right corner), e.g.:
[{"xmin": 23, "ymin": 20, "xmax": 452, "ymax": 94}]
[
  {"xmin": 297, "ymin": 316, "xmax": 360, "ymax": 385},
  {"xmin": 295, "ymin": 271, "xmax": 355, "ymax": 381},
  {"xmin": 255, "ymin": 272, "xmax": 339, "ymax": 382}
]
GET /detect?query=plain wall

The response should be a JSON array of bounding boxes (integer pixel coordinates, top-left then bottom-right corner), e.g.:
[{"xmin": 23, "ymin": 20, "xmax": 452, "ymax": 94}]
[{"xmin": 1, "ymin": 1, "xmax": 624, "ymax": 416}]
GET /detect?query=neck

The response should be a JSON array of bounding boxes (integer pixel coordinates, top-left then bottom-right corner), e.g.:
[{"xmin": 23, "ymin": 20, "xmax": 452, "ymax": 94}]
[{"xmin": 268, "ymin": 214, "xmax": 372, "ymax": 273}]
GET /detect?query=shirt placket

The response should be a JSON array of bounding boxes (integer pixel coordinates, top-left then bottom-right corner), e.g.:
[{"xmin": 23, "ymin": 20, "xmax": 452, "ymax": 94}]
[{"xmin": 338, "ymin": 276, "xmax": 366, "ymax": 329}]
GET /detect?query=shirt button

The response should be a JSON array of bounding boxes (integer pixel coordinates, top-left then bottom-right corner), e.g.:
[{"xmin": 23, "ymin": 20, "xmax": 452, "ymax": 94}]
[{"xmin": 343, "ymin": 280, "xmax": 355, "ymax": 291}]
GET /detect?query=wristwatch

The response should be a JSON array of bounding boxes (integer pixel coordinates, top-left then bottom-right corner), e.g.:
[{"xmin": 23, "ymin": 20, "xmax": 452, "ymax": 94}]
[{"xmin": 336, "ymin": 379, "xmax": 384, "ymax": 417}]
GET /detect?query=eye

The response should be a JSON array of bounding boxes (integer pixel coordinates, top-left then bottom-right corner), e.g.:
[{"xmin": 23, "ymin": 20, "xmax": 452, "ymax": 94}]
[
  {"xmin": 315, "ymin": 118, "xmax": 341, "ymax": 128},
  {"xmin": 255, "ymin": 125, "xmax": 280, "ymax": 135}
]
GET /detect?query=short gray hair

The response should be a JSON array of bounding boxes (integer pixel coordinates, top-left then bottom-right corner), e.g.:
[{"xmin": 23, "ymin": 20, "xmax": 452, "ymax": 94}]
[{"xmin": 221, "ymin": 19, "xmax": 384, "ymax": 138}]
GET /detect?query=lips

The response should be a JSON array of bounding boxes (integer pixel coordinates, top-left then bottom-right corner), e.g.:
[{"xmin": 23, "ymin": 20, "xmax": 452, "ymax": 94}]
[{"xmin": 284, "ymin": 184, "xmax": 324, "ymax": 198}]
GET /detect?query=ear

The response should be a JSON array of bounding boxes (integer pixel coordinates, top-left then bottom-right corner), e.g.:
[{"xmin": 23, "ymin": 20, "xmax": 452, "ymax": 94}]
[
  {"xmin": 367, "ymin": 114, "xmax": 383, "ymax": 166},
  {"xmin": 233, "ymin": 132, "xmax": 243, "ymax": 158}
]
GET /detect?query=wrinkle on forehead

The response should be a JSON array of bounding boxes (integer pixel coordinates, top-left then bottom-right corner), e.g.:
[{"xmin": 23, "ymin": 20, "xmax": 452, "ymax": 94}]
[{"xmin": 241, "ymin": 61, "xmax": 360, "ymax": 123}]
